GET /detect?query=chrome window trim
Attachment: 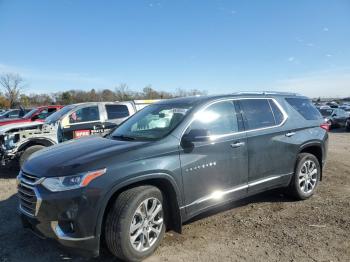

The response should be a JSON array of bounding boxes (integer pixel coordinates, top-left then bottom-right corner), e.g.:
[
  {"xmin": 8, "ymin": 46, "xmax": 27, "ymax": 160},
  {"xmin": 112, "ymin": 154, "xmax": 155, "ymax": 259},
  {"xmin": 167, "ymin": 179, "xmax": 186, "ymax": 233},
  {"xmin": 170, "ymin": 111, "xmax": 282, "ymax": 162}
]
[
  {"xmin": 180, "ymin": 97, "xmax": 288, "ymax": 141},
  {"xmin": 66, "ymin": 119, "xmax": 101, "ymax": 127}
]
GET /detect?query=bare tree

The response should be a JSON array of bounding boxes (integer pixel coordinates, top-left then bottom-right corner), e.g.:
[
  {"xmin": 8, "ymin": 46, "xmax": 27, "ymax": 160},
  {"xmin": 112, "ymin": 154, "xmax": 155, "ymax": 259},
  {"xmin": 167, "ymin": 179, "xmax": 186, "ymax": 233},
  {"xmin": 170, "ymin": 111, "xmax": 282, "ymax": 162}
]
[
  {"xmin": 115, "ymin": 83, "xmax": 132, "ymax": 101},
  {"xmin": 0, "ymin": 73, "xmax": 25, "ymax": 108}
]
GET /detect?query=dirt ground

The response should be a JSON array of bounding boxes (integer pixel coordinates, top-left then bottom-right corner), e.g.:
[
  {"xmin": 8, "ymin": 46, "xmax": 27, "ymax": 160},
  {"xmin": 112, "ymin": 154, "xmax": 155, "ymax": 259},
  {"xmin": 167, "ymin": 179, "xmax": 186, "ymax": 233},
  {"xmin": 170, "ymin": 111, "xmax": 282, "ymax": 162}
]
[{"xmin": 0, "ymin": 132, "xmax": 349, "ymax": 262}]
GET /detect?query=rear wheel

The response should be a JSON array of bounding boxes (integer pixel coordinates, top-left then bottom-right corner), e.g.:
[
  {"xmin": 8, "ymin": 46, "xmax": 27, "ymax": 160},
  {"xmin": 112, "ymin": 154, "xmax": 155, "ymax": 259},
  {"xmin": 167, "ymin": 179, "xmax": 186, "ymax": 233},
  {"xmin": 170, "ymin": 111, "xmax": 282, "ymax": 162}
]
[
  {"xmin": 105, "ymin": 186, "xmax": 165, "ymax": 262},
  {"xmin": 327, "ymin": 119, "xmax": 333, "ymax": 130},
  {"xmin": 346, "ymin": 119, "xmax": 350, "ymax": 132},
  {"xmin": 19, "ymin": 145, "xmax": 46, "ymax": 167},
  {"xmin": 288, "ymin": 153, "xmax": 320, "ymax": 200}
]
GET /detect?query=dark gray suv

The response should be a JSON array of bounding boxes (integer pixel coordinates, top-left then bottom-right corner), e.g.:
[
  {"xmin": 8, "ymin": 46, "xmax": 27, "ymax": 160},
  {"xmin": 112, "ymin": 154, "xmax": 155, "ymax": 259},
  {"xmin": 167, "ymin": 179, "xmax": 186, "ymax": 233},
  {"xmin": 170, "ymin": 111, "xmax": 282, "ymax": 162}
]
[{"xmin": 18, "ymin": 92, "xmax": 328, "ymax": 261}]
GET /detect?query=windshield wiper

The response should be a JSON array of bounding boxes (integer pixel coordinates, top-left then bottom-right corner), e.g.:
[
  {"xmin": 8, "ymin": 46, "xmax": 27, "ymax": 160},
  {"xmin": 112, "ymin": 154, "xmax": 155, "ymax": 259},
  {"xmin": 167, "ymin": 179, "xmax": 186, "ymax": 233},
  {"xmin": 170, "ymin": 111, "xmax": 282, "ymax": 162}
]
[{"xmin": 112, "ymin": 135, "xmax": 137, "ymax": 141}]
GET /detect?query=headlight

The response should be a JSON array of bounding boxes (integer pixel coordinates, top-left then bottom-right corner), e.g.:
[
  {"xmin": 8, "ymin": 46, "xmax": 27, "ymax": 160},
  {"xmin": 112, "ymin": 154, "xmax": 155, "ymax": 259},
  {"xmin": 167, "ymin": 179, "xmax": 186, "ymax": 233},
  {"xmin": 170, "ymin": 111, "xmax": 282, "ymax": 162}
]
[{"xmin": 42, "ymin": 168, "xmax": 106, "ymax": 192}]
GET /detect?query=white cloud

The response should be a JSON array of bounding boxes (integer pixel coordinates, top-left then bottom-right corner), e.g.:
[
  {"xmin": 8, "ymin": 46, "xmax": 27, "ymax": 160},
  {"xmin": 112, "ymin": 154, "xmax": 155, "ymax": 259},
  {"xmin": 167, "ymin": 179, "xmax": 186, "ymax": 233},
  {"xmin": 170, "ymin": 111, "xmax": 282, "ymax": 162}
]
[
  {"xmin": 323, "ymin": 27, "xmax": 329, "ymax": 32},
  {"xmin": 288, "ymin": 57, "xmax": 295, "ymax": 62},
  {"xmin": 273, "ymin": 68, "xmax": 350, "ymax": 98}
]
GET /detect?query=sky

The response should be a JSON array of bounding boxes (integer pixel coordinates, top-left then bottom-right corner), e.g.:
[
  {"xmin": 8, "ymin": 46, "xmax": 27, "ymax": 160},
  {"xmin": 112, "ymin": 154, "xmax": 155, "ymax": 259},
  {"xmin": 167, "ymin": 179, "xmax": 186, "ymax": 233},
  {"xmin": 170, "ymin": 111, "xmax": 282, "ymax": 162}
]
[{"xmin": 0, "ymin": 0, "xmax": 350, "ymax": 98}]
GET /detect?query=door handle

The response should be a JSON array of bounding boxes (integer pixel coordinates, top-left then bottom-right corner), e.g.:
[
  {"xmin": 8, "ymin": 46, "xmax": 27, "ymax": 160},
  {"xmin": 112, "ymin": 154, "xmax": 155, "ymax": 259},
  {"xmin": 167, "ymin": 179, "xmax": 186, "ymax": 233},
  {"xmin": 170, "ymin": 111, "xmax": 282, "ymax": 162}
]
[
  {"xmin": 285, "ymin": 132, "xmax": 296, "ymax": 137},
  {"xmin": 230, "ymin": 141, "xmax": 245, "ymax": 148}
]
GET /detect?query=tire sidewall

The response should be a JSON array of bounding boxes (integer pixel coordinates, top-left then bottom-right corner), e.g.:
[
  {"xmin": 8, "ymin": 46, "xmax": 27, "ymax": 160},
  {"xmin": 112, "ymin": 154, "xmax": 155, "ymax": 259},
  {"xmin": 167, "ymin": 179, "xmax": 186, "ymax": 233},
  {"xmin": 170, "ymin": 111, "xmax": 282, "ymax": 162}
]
[
  {"xmin": 294, "ymin": 154, "xmax": 320, "ymax": 199},
  {"xmin": 19, "ymin": 145, "xmax": 45, "ymax": 167},
  {"xmin": 346, "ymin": 119, "xmax": 350, "ymax": 131},
  {"xmin": 118, "ymin": 187, "xmax": 165, "ymax": 261}
]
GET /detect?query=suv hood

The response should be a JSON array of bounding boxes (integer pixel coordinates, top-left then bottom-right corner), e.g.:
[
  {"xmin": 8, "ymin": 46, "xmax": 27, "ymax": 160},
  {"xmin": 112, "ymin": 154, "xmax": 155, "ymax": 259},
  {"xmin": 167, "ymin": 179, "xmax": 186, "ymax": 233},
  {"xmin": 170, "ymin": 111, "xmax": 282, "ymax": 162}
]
[
  {"xmin": 22, "ymin": 136, "xmax": 149, "ymax": 177},
  {"xmin": 0, "ymin": 118, "xmax": 27, "ymax": 126},
  {"xmin": 0, "ymin": 121, "xmax": 43, "ymax": 134}
]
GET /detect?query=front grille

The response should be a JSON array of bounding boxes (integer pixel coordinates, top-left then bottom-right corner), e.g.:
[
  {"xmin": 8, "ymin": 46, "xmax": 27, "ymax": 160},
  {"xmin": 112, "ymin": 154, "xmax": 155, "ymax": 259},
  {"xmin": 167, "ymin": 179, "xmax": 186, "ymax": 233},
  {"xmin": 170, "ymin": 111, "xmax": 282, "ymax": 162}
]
[{"xmin": 17, "ymin": 171, "xmax": 42, "ymax": 217}]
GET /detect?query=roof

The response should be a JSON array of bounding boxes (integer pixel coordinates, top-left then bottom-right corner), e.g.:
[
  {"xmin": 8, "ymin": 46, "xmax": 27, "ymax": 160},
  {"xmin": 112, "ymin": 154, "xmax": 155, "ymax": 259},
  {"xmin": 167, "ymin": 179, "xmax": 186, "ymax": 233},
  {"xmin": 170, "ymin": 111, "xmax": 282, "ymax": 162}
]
[
  {"xmin": 36, "ymin": 105, "xmax": 63, "ymax": 109},
  {"xmin": 156, "ymin": 91, "xmax": 307, "ymax": 106}
]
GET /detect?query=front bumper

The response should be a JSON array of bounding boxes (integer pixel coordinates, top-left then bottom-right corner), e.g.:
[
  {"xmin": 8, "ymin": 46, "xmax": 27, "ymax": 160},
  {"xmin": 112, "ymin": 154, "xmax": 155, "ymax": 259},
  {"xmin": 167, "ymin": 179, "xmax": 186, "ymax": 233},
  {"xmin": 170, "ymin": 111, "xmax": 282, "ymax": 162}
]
[
  {"xmin": 20, "ymin": 213, "xmax": 100, "ymax": 257},
  {"xmin": 17, "ymin": 172, "xmax": 103, "ymax": 257}
]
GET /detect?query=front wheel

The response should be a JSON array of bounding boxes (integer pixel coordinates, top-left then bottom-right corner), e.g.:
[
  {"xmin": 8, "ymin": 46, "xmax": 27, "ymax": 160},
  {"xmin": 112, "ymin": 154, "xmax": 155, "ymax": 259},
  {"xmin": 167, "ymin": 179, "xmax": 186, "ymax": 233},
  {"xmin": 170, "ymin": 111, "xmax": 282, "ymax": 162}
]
[
  {"xmin": 19, "ymin": 145, "xmax": 46, "ymax": 168},
  {"xmin": 105, "ymin": 186, "xmax": 165, "ymax": 262},
  {"xmin": 288, "ymin": 153, "xmax": 320, "ymax": 200}
]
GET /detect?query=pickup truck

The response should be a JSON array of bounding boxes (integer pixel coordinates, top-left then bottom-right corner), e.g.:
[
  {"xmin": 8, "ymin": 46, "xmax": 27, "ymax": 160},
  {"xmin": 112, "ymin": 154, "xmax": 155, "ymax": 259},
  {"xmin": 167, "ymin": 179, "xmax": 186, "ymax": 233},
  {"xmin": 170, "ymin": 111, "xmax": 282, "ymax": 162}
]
[
  {"xmin": 0, "ymin": 105, "xmax": 63, "ymax": 126},
  {"xmin": 0, "ymin": 100, "xmax": 157, "ymax": 167}
]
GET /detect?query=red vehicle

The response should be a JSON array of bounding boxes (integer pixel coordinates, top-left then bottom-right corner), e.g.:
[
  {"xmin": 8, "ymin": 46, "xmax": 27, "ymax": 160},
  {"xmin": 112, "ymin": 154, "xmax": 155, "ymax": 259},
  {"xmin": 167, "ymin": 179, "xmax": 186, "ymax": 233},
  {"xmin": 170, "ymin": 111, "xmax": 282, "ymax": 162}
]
[{"xmin": 0, "ymin": 105, "xmax": 63, "ymax": 126}]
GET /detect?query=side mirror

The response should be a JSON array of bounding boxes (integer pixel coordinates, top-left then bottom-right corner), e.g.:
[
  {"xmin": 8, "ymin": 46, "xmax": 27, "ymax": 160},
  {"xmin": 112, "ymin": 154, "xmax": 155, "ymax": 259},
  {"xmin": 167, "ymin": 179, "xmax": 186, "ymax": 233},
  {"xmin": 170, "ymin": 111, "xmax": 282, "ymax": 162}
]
[
  {"xmin": 181, "ymin": 129, "xmax": 210, "ymax": 147},
  {"xmin": 332, "ymin": 113, "xmax": 337, "ymax": 117}
]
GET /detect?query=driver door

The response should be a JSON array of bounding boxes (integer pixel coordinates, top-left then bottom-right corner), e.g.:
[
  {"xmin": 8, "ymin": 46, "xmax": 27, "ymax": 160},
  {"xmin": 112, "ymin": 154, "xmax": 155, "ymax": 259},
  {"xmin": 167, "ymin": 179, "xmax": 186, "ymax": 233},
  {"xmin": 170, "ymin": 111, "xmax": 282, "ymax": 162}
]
[{"xmin": 179, "ymin": 100, "xmax": 248, "ymax": 217}]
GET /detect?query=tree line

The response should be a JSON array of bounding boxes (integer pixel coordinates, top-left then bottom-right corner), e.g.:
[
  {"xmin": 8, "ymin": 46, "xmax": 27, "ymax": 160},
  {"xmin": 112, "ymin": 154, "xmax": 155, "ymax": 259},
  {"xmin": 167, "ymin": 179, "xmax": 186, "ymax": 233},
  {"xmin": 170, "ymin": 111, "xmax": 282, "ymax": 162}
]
[{"xmin": 0, "ymin": 73, "xmax": 207, "ymax": 108}]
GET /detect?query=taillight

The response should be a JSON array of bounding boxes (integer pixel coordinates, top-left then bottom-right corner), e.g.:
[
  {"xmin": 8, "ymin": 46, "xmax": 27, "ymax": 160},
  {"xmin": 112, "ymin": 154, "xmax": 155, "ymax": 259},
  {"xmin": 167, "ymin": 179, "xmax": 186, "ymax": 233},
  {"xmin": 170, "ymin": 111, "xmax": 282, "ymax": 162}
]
[{"xmin": 320, "ymin": 123, "xmax": 330, "ymax": 131}]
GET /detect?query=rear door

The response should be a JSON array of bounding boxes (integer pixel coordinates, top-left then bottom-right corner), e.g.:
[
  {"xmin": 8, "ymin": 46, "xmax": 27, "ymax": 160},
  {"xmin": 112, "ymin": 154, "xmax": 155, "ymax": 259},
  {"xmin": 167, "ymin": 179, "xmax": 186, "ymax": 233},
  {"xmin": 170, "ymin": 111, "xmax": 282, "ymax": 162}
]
[
  {"xmin": 238, "ymin": 98, "xmax": 292, "ymax": 194},
  {"xmin": 61, "ymin": 104, "xmax": 103, "ymax": 141}
]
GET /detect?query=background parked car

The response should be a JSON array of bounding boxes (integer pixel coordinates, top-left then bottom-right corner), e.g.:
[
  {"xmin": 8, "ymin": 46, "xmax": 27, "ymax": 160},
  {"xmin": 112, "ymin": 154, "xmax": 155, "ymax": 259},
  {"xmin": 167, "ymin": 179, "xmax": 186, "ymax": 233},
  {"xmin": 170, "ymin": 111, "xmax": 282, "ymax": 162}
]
[
  {"xmin": 319, "ymin": 108, "xmax": 349, "ymax": 130},
  {"xmin": 0, "ymin": 108, "xmax": 32, "ymax": 119},
  {"xmin": 339, "ymin": 105, "xmax": 350, "ymax": 117},
  {"xmin": 0, "ymin": 105, "xmax": 63, "ymax": 126},
  {"xmin": 0, "ymin": 100, "xmax": 158, "ymax": 166}
]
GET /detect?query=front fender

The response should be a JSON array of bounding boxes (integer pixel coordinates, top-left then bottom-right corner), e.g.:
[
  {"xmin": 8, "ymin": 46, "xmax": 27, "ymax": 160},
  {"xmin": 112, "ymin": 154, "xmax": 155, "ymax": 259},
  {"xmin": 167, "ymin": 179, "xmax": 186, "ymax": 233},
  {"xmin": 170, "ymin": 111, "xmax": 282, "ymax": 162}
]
[
  {"xmin": 94, "ymin": 172, "xmax": 183, "ymax": 239},
  {"xmin": 17, "ymin": 138, "xmax": 56, "ymax": 152}
]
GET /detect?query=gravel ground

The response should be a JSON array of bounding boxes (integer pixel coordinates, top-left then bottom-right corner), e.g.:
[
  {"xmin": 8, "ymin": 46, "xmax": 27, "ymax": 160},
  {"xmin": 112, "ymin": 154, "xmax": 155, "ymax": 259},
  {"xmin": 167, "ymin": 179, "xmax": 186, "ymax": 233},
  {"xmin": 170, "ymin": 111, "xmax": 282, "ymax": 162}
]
[{"xmin": 0, "ymin": 132, "xmax": 349, "ymax": 262}]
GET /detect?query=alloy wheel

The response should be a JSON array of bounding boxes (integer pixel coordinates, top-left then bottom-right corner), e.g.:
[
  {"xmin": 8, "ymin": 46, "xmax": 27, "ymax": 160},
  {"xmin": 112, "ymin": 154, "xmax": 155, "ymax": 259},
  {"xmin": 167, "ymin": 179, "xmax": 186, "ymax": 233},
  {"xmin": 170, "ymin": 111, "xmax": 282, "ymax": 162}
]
[
  {"xmin": 298, "ymin": 160, "xmax": 318, "ymax": 194},
  {"xmin": 129, "ymin": 197, "xmax": 164, "ymax": 252}
]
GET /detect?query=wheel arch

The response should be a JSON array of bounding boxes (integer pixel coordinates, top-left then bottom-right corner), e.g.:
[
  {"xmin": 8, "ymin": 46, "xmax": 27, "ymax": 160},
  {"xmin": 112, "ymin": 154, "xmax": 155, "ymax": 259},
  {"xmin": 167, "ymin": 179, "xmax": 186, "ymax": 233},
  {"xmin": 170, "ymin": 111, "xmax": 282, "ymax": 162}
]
[
  {"xmin": 96, "ymin": 173, "xmax": 183, "ymax": 245},
  {"xmin": 298, "ymin": 142, "xmax": 324, "ymax": 180},
  {"xmin": 17, "ymin": 138, "xmax": 56, "ymax": 152}
]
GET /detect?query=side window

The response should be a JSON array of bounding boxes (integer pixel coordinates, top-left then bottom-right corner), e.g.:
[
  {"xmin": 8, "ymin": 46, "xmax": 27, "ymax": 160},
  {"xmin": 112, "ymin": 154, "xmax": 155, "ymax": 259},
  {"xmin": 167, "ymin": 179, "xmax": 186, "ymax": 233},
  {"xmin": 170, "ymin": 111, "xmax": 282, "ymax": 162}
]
[
  {"xmin": 48, "ymin": 108, "xmax": 58, "ymax": 114},
  {"xmin": 9, "ymin": 110, "xmax": 19, "ymax": 118},
  {"xmin": 240, "ymin": 99, "xmax": 276, "ymax": 130},
  {"xmin": 285, "ymin": 98, "xmax": 321, "ymax": 120},
  {"xmin": 339, "ymin": 109, "xmax": 347, "ymax": 117},
  {"xmin": 188, "ymin": 101, "xmax": 238, "ymax": 136},
  {"xmin": 37, "ymin": 109, "xmax": 49, "ymax": 119},
  {"xmin": 105, "ymin": 105, "xmax": 130, "ymax": 119},
  {"xmin": 69, "ymin": 106, "xmax": 100, "ymax": 124},
  {"xmin": 269, "ymin": 99, "xmax": 285, "ymax": 125}
]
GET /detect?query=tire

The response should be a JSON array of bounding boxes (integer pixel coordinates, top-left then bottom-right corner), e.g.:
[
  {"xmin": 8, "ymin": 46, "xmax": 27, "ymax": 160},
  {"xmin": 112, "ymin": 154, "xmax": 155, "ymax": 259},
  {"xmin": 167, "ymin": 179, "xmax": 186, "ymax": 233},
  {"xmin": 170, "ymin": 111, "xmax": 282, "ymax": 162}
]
[
  {"xmin": 346, "ymin": 119, "xmax": 350, "ymax": 132},
  {"xmin": 105, "ymin": 186, "xmax": 166, "ymax": 262},
  {"xmin": 288, "ymin": 153, "xmax": 320, "ymax": 200},
  {"xmin": 19, "ymin": 145, "xmax": 46, "ymax": 168},
  {"xmin": 327, "ymin": 120, "xmax": 333, "ymax": 130}
]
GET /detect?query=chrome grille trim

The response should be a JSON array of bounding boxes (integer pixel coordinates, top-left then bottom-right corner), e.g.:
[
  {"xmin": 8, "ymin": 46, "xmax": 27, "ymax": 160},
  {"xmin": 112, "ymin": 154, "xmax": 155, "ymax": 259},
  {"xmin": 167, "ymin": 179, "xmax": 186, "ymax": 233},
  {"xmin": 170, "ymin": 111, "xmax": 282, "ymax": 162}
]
[
  {"xmin": 20, "ymin": 171, "xmax": 45, "ymax": 186},
  {"xmin": 17, "ymin": 171, "xmax": 43, "ymax": 217}
]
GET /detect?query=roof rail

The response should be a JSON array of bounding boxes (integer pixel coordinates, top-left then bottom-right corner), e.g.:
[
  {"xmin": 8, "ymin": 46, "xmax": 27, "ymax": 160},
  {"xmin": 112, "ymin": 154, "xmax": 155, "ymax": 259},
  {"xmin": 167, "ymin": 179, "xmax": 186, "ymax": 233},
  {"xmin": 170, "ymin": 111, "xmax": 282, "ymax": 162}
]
[{"xmin": 233, "ymin": 91, "xmax": 301, "ymax": 96}]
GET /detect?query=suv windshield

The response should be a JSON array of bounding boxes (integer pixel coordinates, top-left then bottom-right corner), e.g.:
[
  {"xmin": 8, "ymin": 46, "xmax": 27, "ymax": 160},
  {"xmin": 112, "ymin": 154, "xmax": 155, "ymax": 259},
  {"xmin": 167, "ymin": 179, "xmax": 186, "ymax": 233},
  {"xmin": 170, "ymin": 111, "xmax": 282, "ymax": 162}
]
[
  {"xmin": 111, "ymin": 104, "xmax": 192, "ymax": 140},
  {"xmin": 45, "ymin": 105, "xmax": 75, "ymax": 124},
  {"xmin": 319, "ymin": 108, "xmax": 334, "ymax": 117}
]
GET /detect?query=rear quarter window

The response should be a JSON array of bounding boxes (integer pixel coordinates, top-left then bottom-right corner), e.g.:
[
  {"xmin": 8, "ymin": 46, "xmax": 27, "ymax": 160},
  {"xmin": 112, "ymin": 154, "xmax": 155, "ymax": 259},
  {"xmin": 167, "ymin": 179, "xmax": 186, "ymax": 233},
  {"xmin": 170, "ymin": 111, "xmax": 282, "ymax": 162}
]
[{"xmin": 285, "ymin": 98, "xmax": 321, "ymax": 120}]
